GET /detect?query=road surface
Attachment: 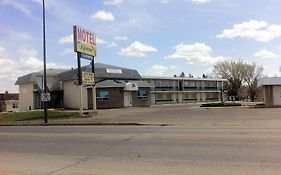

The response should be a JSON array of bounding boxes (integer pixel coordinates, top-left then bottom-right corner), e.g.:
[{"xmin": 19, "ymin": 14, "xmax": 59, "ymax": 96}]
[{"xmin": 1, "ymin": 125, "xmax": 281, "ymax": 175}]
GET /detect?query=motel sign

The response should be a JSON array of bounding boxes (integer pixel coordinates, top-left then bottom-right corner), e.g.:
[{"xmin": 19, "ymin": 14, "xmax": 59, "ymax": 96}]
[{"xmin": 73, "ymin": 26, "xmax": 96, "ymax": 57}]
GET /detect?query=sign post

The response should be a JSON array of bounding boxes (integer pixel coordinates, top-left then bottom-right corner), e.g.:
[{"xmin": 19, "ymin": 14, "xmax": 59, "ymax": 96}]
[
  {"xmin": 92, "ymin": 59, "xmax": 97, "ymax": 111},
  {"xmin": 73, "ymin": 26, "xmax": 97, "ymax": 116},
  {"xmin": 42, "ymin": 0, "xmax": 48, "ymax": 123}
]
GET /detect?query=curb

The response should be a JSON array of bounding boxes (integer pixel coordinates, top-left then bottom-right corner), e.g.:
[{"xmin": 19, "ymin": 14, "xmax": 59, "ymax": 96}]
[{"xmin": 0, "ymin": 123, "xmax": 169, "ymax": 127}]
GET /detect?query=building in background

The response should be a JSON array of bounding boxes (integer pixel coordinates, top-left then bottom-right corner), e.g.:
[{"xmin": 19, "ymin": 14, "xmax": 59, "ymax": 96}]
[
  {"xmin": 15, "ymin": 63, "xmax": 227, "ymax": 111},
  {"xmin": 143, "ymin": 76, "xmax": 227, "ymax": 105},
  {"xmin": 0, "ymin": 91, "xmax": 19, "ymax": 112},
  {"xmin": 258, "ymin": 77, "xmax": 281, "ymax": 107}
]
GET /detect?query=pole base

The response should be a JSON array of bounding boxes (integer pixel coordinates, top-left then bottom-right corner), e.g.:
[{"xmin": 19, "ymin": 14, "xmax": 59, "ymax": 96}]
[{"xmin": 81, "ymin": 110, "xmax": 98, "ymax": 117}]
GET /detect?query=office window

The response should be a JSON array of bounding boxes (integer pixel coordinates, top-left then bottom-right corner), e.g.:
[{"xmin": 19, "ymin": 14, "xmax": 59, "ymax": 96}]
[
  {"xmin": 96, "ymin": 91, "xmax": 110, "ymax": 101},
  {"xmin": 138, "ymin": 90, "xmax": 148, "ymax": 99}
]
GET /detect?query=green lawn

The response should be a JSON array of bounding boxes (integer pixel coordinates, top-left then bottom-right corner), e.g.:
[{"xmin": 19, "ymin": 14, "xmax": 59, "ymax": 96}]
[{"xmin": 0, "ymin": 110, "xmax": 79, "ymax": 122}]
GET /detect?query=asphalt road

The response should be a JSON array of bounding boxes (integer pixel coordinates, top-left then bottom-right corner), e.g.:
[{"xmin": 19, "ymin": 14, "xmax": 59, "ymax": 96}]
[{"xmin": 1, "ymin": 125, "xmax": 281, "ymax": 175}]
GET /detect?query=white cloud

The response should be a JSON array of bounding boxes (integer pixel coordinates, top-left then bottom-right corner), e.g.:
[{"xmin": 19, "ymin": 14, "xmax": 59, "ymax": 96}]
[
  {"xmin": 253, "ymin": 49, "xmax": 278, "ymax": 58},
  {"xmin": 96, "ymin": 37, "xmax": 108, "ymax": 45},
  {"xmin": 118, "ymin": 41, "xmax": 158, "ymax": 57},
  {"xmin": 149, "ymin": 65, "xmax": 168, "ymax": 75},
  {"xmin": 0, "ymin": 46, "xmax": 71, "ymax": 93},
  {"xmin": 216, "ymin": 20, "xmax": 281, "ymax": 42},
  {"xmin": 107, "ymin": 42, "xmax": 118, "ymax": 48},
  {"xmin": 114, "ymin": 36, "xmax": 128, "ymax": 41},
  {"xmin": 191, "ymin": 0, "xmax": 211, "ymax": 4},
  {"xmin": 104, "ymin": 0, "xmax": 123, "ymax": 5},
  {"xmin": 58, "ymin": 34, "xmax": 73, "ymax": 44},
  {"xmin": 90, "ymin": 10, "xmax": 115, "ymax": 21},
  {"xmin": 167, "ymin": 43, "xmax": 225, "ymax": 65},
  {"xmin": 147, "ymin": 64, "xmax": 178, "ymax": 76}
]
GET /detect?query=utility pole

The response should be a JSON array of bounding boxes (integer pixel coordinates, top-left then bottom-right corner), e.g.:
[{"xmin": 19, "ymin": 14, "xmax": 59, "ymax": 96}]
[{"xmin": 43, "ymin": 0, "xmax": 48, "ymax": 123}]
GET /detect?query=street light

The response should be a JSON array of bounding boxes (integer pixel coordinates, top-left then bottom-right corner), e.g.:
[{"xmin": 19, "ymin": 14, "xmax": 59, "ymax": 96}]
[{"xmin": 42, "ymin": 0, "xmax": 48, "ymax": 123}]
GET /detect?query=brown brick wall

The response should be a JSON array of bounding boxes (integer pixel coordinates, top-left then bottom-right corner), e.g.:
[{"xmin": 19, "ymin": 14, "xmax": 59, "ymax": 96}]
[
  {"xmin": 132, "ymin": 88, "xmax": 151, "ymax": 107},
  {"xmin": 96, "ymin": 87, "xmax": 151, "ymax": 108},
  {"xmin": 96, "ymin": 88, "xmax": 124, "ymax": 109}
]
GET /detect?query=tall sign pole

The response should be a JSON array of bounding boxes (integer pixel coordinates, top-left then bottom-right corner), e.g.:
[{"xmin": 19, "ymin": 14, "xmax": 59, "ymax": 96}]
[
  {"xmin": 77, "ymin": 52, "xmax": 83, "ymax": 116},
  {"xmin": 73, "ymin": 26, "xmax": 97, "ymax": 116},
  {"xmin": 92, "ymin": 59, "xmax": 97, "ymax": 111},
  {"xmin": 42, "ymin": 0, "xmax": 48, "ymax": 123}
]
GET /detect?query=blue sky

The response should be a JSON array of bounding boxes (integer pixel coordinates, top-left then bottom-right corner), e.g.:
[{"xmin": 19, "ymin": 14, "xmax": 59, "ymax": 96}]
[{"xmin": 1, "ymin": 0, "xmax": 281, "ymax": 92}]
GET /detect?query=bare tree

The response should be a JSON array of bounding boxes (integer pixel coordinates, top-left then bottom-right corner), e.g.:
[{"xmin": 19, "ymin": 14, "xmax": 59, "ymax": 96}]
[
  {"xmin": 244, "ymin": 63, "xmax": 263, "ymax": 101},
  {"xmin": 213, "ymin": 60, "xmax": 246, "ymax": 98},
  {"xmin": 213, "ymin": 60, "xmax": 263, "ymax": 101}
]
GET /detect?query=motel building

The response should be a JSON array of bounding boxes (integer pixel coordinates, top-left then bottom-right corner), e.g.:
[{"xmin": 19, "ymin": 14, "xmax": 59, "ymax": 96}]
[
  {"xmin": 142, "ymin": 76, "xmax": 227, "ymax": 104},
  {"xmin": 258, "ymin": 77, "xmax": 281, "ymax": 107},
  {"xmin": 15, "ymin": 63, "xmax": 227, "ymax": 111}
]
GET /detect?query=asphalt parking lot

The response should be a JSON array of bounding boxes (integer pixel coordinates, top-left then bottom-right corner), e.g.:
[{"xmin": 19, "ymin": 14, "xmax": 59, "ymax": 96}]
[{"xmin": 55, "ymin": 104, "xmax": 281, "ymax": 127}]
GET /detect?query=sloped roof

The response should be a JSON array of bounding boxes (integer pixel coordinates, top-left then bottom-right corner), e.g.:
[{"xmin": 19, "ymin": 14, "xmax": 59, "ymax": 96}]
[
  {"xmin": 15, "ymin": 69, "xmax": 67, "ymax": 85},
  {"xmin": 96, "ymin": 80, "xmax": 126, "ymax": 88},
  {"xmin": 131, "ymin": 80, "xmax": 152, "ymax": 88},
  {"xmin": 95, "ymin": 80, "xmax": 151, "ymax": 88},
  {"xmin": 142, "ymin": 76, "xmax": 227, "ymax": 81},
  {"xmin": 258, "ymin": 77, "xmax": 281, "ymax": 87},
  {"xmin": 59, "ymin": 63, "xmax": 141, "ymax": 82},
  {"xmin": 15, "ymin": 63, "xmax": 142, "ymax": 85}
]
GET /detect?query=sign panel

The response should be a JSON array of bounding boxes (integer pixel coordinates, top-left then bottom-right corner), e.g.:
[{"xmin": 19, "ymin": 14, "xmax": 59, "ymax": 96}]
[
  {"xmin": 124, "ymin": 82, "xmax": 138, "ymax": 91},
  {"xmin": 80, "ymin": 53, "xmax": 94, "ymax": 61},
  {"xmin": 73, "ymin": 26, "xmax": 96, "ymax": 56},
  {"xmin": 41, "ymin": 93, "xmax": 50, "ymax": 102},
  {"xmin": 106, "ymin": 69, "xmax": 122, "ymax": 74},
  {"xmin": 82, "ymin": 72, "xmax": 95, "ymax": 85}
]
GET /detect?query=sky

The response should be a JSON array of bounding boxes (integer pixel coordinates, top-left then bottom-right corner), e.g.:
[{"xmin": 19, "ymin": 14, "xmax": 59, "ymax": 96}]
[{"xmin": 1, "ymin": 0, "xmax": 281, "ymax": 92}]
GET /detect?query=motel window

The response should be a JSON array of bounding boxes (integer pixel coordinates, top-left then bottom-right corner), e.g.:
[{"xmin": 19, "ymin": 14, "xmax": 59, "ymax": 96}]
[
  {"xmin": 156, "ymin": 94, "xmax": 163, "ymax": 100},
  {"xmin": 96, "ymin": 91, "xmax": 110, "ymax": 101},
  {"xmin": 138, "ymin": 90, "xmax": 148, "ymax": 99},
  {"xmin": 191, "ymin": 93, "xmax": 196, "ymax": 99},
  {"xmin": 207, "ymin": 93, "xmax": 214, "ymax": 99},
  {"xmin": 206, "ymin": 81, "xmax": 217, "ymax": 88},
  {"xmin": 185, "ymin": 81, "xmax": 196, "ymax": 87}
]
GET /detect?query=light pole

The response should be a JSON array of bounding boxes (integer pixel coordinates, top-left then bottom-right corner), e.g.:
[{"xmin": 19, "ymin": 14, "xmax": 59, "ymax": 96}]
[{"xmin": 42, "ymin": 0, "xmax": 48, "ymax": 123}]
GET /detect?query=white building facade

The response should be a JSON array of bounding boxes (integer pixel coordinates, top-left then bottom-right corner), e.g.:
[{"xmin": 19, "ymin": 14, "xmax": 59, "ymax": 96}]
[{"xmin": 258, "ymin": 77, "xmax": 281, "ymax": 107}]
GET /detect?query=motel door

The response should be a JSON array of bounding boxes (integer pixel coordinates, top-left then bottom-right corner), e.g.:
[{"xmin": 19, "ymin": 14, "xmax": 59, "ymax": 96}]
[
  {"xmin": 124, "ymin": 91, "xmax": 132, "ymax": 107},
  {"xmin": 273, "ymin": 86, "xmax": 281, "ymax": 106}
]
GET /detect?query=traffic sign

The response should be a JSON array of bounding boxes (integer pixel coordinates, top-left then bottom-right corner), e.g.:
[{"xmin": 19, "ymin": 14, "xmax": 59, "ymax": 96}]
[{"xmin": 41, "ymin": 93, "xmax": 50, "ymax": 102}]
